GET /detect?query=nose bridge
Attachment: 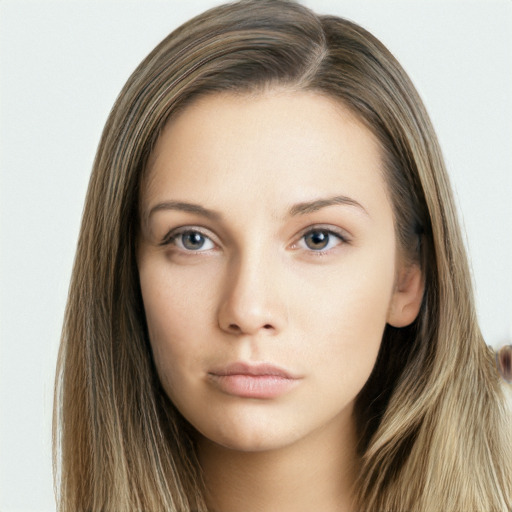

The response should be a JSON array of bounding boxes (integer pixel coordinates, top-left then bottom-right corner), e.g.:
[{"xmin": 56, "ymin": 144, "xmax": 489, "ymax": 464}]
[{"xmin": 218, "ymin": 236, "xmax": 284, "ymax": 335}]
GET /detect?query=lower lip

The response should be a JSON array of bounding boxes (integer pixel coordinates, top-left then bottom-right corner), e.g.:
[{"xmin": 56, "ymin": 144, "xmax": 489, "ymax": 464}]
[{"xmin": 209, "ymin": 374, "xmax": 299, "ymax": 399}]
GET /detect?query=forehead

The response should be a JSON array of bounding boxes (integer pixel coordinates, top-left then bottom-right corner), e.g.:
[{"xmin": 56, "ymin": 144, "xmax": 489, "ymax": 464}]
[{"xmin": 142, "ymin": 90, "xmax": 389, "ymax": 219}]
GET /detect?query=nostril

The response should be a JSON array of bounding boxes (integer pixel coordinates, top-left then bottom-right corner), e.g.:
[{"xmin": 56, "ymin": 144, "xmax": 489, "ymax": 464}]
[{"xmin": 223, "ymin": 321, "xmax": 275, "ymax": 334}]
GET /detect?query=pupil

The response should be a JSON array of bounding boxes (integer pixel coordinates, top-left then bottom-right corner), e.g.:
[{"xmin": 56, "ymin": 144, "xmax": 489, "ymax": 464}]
[
  {"xmin": 306, "ymin": 231, "xmax": 329, "ymax": 250},
  {"xmin": 183, "ymin": 232, "xmax": 204, "ymax": 250}
]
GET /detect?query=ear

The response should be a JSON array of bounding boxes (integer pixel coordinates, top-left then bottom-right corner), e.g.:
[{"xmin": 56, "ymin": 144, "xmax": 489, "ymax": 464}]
[{"xmin": 387, "ymin": 263, "xmax": 424, "ymax": 328}]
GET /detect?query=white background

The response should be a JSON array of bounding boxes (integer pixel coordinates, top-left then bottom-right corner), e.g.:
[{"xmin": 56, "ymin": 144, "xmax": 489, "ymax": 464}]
[{"xmin": 1, "ymin": 1, "xmax": 511, "ymax": 510}]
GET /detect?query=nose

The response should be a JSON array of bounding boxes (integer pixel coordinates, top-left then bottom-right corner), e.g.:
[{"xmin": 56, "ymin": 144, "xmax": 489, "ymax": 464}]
[{"xmin": 217, "ymin": 250, "xmax": 286, "ymax": 336}]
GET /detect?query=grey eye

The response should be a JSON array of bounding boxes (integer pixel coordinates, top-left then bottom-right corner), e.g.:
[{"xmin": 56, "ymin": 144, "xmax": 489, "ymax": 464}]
[{"xmin": 175, "ymin": 230, "xmax": 215, "ymax": 251}]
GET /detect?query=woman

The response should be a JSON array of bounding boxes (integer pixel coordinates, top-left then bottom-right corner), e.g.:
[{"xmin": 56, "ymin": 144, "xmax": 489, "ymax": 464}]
[{"xmin": 53, "ymin": 1, "xmax": 512, "ymax": 510}]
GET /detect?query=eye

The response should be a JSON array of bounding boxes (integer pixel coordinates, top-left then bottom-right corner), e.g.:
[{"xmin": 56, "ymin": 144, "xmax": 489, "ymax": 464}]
[
  {"xmin": 167, "ymin": 229, "xmax": 216, "ymax": 252},
  {"xmin": 299, "ymin": 228, "xmax": 345, "ymax": 252}
]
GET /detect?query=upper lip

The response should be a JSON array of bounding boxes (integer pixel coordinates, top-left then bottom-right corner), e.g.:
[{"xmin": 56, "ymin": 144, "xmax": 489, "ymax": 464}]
[{"xmin": 209, "ymin": 362, "xmax": 298, "ymax": 379}]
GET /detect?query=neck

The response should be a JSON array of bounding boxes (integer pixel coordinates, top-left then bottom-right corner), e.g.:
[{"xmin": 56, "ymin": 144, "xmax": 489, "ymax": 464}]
[{"xmin": 197, "ymin": 412, "xmax": 358, "ymax": 512}]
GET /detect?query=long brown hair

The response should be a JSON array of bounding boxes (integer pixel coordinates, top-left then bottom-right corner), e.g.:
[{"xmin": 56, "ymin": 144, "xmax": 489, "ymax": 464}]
[{"xmin": 54, "ymin": 1, "xmax": 512, "ymax": 510}]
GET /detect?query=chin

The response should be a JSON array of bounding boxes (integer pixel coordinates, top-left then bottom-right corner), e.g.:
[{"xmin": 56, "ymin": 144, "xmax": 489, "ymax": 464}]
[
  {"xmin": 191, "ymin": 409, "xmax": 304, "ymax": 453},
  {"xmin": 200, "ymin": 428, "xmax": 295, "ymax": 453}
]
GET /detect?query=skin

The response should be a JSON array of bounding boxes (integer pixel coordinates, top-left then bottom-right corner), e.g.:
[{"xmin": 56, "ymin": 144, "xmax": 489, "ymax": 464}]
[{"xmin": 137, "ymin": 90, "xmax": 423, "ymax": 512}]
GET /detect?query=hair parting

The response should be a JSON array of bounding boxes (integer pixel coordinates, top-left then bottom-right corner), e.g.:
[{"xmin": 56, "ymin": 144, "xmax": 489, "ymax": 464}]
[{"xmin": 54, "ymin": 1, "xmax": 512, "ymax": 510}]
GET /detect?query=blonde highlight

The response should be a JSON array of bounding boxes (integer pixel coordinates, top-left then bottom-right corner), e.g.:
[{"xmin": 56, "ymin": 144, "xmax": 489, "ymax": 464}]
[{"xmin": 54, "ymin": 1, "xmax": 512, "ymax": 510}]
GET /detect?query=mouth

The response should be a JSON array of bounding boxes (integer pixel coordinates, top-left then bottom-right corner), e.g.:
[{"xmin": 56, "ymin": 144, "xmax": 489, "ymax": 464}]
[{"xmin": 207, "ymin": 362, "xmax": 301, "ymax": 399}]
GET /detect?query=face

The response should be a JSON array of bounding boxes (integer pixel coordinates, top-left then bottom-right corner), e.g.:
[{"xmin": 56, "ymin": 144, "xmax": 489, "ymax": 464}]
[{"xmin": 137, "ymin": 90, "xmax": 421, "ymax": 453}]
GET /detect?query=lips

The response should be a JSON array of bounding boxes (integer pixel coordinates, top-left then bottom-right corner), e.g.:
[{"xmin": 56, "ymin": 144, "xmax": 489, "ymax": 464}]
[{"xmin": 207, "ymin": 362, "xmax": 300, "ymax": 399}]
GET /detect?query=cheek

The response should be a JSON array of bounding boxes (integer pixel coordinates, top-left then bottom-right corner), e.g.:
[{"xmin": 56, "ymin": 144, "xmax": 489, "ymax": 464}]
[
  {"xmin": 300, "ymin": 249, "xmax": 394, "ymax": 332},
  {"xmin": 294, "ymin": 247, "xmax": 396, "ymax": 384},
  {"xmin": 138, "ymin": 260, "xmax": 219, "ymax": 391}
]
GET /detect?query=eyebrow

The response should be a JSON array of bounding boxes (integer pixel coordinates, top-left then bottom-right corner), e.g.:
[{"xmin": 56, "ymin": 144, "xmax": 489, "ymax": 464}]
[
  {"xmin": 146, "ymin": 194, "xmax": 368, "ymax": 224},
  {"xmin": 288, "ymin": 195, "xmax": 369, "ymax": 217},
  {"xmin": 147, "ymin": 200, "xmax": 222, "ymax": 221}
]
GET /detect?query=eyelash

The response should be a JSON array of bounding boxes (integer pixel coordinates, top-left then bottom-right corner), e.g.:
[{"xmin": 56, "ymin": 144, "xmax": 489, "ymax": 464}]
[
  {"xmin": 160, "ymin": 227, "xmax": 216, "ymax": 252},
  {"xmin": 160, "ymin": 225, "xmax": 348, "ymax": 255},
  {"xmin": 294, "ymin": 226, "xmax": 347, "ymax": 255}
]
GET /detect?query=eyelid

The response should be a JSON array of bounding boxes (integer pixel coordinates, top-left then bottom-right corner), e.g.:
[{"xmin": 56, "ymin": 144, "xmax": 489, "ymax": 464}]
[
  {"xmin": 158, "ymin": 223, "xmax": 349, "ymax": 253},
  {"xmin": 297, "ymin": 224, "xmax": 349, "ymax": 240},
  {"xmin": 292, "ymin": 224, "xmax": 350, "ymax": 252},
  {"xmin": 160, "ymin": 225, "xmax": 218, "ymax": 249}
]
